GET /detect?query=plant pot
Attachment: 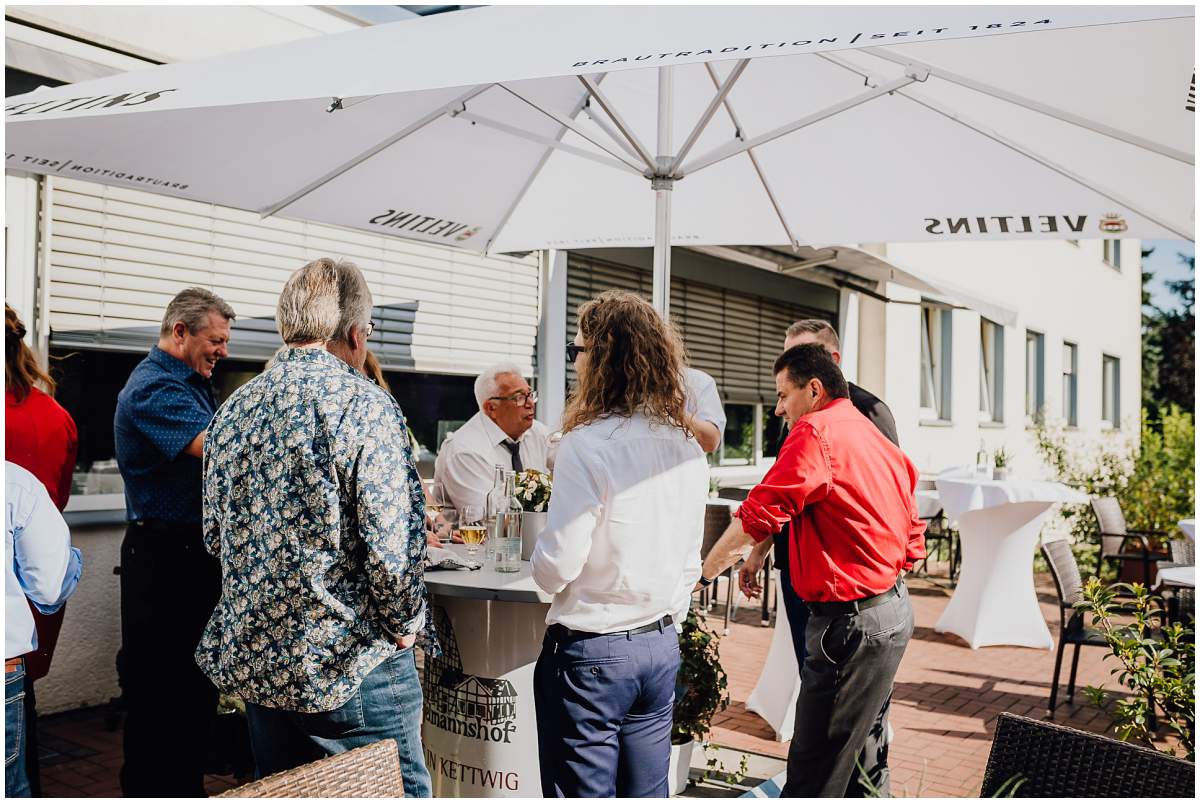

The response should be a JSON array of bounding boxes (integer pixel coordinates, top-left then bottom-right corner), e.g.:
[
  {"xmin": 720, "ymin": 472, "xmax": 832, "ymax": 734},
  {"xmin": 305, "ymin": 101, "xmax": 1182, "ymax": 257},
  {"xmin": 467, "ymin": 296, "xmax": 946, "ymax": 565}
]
[
  {"xmin": 992, "ymin": 467, "xmax": 1009, "ymax": 481},
  {"xmin": 520, "ymin": 511, "xmax": 549, "ymax": 560},
  {"xmin": 668, "ymin": 739, "xmax": 696, "ymax": 795}
]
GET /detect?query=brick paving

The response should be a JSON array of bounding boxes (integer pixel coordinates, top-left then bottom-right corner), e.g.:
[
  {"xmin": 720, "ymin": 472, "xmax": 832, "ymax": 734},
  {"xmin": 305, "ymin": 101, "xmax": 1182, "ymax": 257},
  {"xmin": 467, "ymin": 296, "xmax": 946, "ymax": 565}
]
[{"xmin": 33, "ymin": 570, "xmax": 1162, "ymax": 798}]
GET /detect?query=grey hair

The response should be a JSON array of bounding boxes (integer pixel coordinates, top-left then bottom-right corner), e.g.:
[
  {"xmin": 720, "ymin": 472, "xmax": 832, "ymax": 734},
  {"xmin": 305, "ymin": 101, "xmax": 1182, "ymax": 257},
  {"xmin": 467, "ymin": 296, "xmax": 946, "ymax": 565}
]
[
  {"xmin": 785, "ymin": 318, "xmax": 840, "ymax": 351},
  {"xmin": 474, "ymin": 361, "xmax": 527, "ymax": 409},
  {"xmin": 160, "ymin": 287, "xmax": 235, "ymax": 337},
  {"xmin": 276, "ymin": 257, "xmax": 373, "ymax": 345}
]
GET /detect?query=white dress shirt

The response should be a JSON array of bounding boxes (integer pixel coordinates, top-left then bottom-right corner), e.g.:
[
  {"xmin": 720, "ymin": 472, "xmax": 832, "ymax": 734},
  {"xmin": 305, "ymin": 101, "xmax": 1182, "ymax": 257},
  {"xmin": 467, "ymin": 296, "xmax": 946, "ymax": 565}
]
[
  {"xmin": 685, "ymin": 367, "xmax": 726, "ymax": 439},
  {"xmin": 6, "ymin": 462, "xmax": 83, "ymax": 659},
  {"xmin": 530, "ymin": 413, "xmax": 708, "ymax": 633},
  {"xmin": 433, "ymin": 411, "xmax": 551, "ymax": 513}
]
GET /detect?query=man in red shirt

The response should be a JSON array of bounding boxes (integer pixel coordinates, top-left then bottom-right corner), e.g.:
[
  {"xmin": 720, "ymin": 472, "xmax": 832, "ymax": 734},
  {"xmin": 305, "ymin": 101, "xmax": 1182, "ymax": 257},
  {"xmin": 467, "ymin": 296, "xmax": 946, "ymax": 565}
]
[{"xmin": 699, "ymin": 343, "xmax": 925, "ymax": 797}]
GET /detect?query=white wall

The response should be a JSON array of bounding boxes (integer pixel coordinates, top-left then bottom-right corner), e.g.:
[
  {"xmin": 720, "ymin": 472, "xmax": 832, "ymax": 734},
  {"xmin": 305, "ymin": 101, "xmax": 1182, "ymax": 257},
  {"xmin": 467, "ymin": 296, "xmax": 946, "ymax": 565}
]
[{"xmin": 862, "ymin": 240, "xmax": 1143, "ymax": 479}]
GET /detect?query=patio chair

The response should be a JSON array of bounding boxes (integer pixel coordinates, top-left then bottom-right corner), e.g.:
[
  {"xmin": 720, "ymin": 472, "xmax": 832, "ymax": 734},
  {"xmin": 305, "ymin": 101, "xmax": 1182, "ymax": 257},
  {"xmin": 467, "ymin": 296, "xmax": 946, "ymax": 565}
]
[
  {"xmin": 979, "ymin": 712, "xmax": 1194, "ymax": 797},
  {"xmin": 1158, "ymin": 538, "xmax": 1195, "ymax": 625},
  {"xmin": 216, "ymin": 738, "xmax": 404, "ymax": 798},
  {"xmin": 1040, "ymin": 539, "xmax": 1109, "ymax": 716},
  {"xmin": 700, "ymin": 502, "xmax": 739, "ymax": 635},
  {"xmin": 917, "ymin": 508, "xmax": 959, "ymax": 585},
  {"xmin": 1090, "ymin": 496, "xmax": 1171, "ymax": 587}
]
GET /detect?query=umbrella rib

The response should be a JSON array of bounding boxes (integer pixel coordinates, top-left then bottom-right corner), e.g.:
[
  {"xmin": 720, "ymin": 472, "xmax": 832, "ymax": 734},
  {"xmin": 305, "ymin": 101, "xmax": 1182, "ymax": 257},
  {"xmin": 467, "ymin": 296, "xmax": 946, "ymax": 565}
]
[
  {"xmin": 483, "ymin": 80, "xmax": 600, "ymax": 254},
  {"xmin": 701, "ymin": 62, "xmax": 801, "ymax": 250},
  {"xmin": 666, "ymin": 58, "xmax": 750, "ymax": 176},
  {"xmin": 453, "ymin": 110, "xmax": 640, "ymax": 175},
  {"xmin": 258, "ymin": 85, "xmax": 491, "ymax": 219},
  {"xmin": 495, "ymin": 83, "xmax": 644, "ymax": 172},
  {"xmin": 576, "ymin": 75, "xmax": 657, "ymax": 173},
  {"xmin": 680, "ymin": 75, "xmax": 917, "ymax": 177},
  {"xmin": 864, "ymin": 47, "xmax": 1194, "ymax": 166},
  {"xmin": 899, "ymin": 89, "xmax": 1194, "ymax": 240},
  {"xmin": 582, "ymin": 102, "xmax": 643, "ymax": 163}
]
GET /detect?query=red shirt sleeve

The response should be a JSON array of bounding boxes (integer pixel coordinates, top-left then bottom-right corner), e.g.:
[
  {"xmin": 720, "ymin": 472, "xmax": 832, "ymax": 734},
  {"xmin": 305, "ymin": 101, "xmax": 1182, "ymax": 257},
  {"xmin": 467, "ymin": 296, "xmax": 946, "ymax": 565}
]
[
  {"xmin": 903, "ymin": 462, "xmax": 927, "ymax": 570},
  {"xmin": 736, "ymin": 421, "xmax": 831, "ymax": 543},
  {"xmin": 57, "ymin": 408, "xmax": 79, "ymax": 512}
]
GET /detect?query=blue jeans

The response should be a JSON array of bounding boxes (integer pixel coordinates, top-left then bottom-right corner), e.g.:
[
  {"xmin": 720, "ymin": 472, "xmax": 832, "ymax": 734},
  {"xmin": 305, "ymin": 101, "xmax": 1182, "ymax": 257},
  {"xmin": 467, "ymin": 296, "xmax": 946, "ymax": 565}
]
[
  {"xmin": 5, "ymin": 665, "xmax": 30, "ymax": 798},
  {"xmin": 534, "ymin": 622, "xmax": 680, "ymax": 797},
  {"xmin": 245, "ymin": 648, "xmax": 431, "ymax": 798}
]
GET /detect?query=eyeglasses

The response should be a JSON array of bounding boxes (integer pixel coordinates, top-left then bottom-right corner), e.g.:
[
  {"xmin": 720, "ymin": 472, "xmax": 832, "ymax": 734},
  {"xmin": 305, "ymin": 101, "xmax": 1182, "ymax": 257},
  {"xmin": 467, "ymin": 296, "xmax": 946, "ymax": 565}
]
[
  {"xmin": 489, "ymin": 390, "xmax": 538, "ymax": 405},
  {"xmin": 566, "ymin": 343, "xmax": 588, "ymax": 364},
  {"xmin": 364, "ymin": 319, "xmax": 378, "ymax": 337}
]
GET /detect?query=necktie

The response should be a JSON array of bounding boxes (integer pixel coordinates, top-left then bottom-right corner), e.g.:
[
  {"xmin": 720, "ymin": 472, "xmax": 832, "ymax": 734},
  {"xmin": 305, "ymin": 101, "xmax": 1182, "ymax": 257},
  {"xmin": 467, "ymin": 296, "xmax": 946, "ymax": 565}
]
[{"xmin": 502, "ymin": 440, "xmax": 523, "ymax": 473}]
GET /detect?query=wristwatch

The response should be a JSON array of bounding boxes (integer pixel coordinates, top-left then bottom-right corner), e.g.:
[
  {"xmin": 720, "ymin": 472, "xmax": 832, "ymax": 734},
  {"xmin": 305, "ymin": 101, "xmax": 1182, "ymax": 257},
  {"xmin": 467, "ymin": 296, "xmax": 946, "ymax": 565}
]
[{"xmin": 697, "ymin": 575, "xmax": 713, "ymax": 588}]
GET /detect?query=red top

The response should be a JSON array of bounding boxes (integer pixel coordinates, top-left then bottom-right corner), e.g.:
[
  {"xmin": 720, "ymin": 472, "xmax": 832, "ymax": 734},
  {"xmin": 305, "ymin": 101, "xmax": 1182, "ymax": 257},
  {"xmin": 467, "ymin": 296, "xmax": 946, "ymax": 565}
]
[
  {"xmin": 5, "ymin": 387, "xmax": 78, "ymax": 511},
  {"xmin": 737, "ymin": 397, "xmax": 926, "ymax": 602}
]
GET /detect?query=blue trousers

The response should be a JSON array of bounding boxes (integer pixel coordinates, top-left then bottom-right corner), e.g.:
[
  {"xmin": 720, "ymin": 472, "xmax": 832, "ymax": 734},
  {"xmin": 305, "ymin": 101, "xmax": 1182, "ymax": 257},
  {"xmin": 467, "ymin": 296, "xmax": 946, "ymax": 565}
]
[
  {"xmin": 5, "ymin": 665, "xmax": 30, "ymax": 798},
  {"xmin": 534, "ymin": 623, "xmax": 680, "ymax": 797},
  {"xmin": 245, "ymin": 648, "xmax": 432, "ymax": 798}
]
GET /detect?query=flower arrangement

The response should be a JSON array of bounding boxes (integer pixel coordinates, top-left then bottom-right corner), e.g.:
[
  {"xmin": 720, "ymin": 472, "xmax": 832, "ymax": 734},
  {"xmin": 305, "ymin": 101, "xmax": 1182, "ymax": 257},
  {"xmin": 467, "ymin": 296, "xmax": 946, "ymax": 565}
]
[
  {"xmin": 992, "ymin": 447, "xmax": 1011, "ymax": 468},
  {"xmin": 514, "ymin": 469, "xmax": 552, "ymax": 512}
]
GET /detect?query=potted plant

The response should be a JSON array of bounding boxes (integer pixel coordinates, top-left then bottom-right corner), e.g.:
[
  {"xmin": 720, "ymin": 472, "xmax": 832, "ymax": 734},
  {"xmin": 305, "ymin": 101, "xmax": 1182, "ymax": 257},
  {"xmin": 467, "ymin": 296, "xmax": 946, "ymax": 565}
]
[
  {"xmin": 671, "ymin": 609, "xmax": 736, "ymax": 794},
  {"xmin": 992, "ymin": 447, "xmax": 1011, "ymax": 481},
  {"xmin": 513, "ymin": 469, "xmax": 552, "ymax": 559}
]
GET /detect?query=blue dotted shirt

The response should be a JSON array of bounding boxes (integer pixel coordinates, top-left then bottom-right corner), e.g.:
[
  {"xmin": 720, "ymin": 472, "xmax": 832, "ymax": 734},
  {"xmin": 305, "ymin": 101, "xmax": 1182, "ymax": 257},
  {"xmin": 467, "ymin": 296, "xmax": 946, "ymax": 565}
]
[{"xmin": 114, "ymin": 347, "xmax": 216, "ymax": 524}]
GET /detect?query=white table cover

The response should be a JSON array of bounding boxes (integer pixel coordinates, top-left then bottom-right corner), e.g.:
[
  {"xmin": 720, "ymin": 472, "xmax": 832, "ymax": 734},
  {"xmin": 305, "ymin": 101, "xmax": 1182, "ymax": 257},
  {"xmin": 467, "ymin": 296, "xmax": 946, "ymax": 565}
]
[
  {"xmin": 1179, "ymin": 519, "xmax": 1195, "ymax": 542},
  {"xmin": 934, "ymin": 477, "xmax": 1087, "ymax": 650},
  {"xmin": 916, "ymin": 490, "xmax": 942, "ymax": 520},
  {"xmin": 745, "ymin": 576, "xmax": 800, "ymax": 741},
  {"xmin": 1157, "ymin": 566, "xmax": 1195, "ymax": 589}
]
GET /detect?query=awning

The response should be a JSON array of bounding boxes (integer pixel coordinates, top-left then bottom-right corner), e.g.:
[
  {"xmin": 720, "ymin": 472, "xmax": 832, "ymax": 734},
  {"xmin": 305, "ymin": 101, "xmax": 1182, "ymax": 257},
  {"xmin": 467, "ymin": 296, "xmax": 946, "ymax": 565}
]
[{"xmin": 691, "ymin": 244, "xmax": 1019, "ymax": 327}]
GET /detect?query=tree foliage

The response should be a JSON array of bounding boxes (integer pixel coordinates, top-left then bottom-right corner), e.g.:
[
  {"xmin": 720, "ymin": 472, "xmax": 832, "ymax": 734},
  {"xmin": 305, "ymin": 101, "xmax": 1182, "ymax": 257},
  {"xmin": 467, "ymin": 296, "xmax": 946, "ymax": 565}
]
[{"xmin": 1142, "ymin": 249, "xmax": 1195, "ymax": 420}]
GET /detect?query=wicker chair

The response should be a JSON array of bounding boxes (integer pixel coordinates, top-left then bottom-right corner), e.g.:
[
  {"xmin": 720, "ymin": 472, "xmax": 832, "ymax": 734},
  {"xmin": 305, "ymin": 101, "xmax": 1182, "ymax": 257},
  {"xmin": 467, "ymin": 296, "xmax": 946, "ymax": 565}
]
[
  {"xmin": 979, "ymin": 712, "xmax": 1194, "ymax": 797},
  {"xmin": 1090, "ymin": 497, "xmax": 1171, "ymax": 587},
  {"xmin": 700, "ymin": 502, "xmax": 739, "ymax": 635},
  {"xmin": 1040, "ymin": 540, "xmax": 1110, "ymax": 716},
  {"xmin": 1159, "ymin": 538, "xmax": 1195, "ymax": 625},
  {"xmin": 917, "ymin": 509, "xmax": 959, "ymax": 585},
  {"xmin": 217, "ymin": 738, "xmax": 404, "ymax": 798}
]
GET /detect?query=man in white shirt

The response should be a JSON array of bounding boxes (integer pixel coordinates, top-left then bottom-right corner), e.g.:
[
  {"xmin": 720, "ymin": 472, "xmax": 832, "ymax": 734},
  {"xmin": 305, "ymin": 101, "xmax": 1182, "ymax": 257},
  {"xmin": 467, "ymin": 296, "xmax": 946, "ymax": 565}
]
[
  {"xmin": 6, "ymin": 462, "xmax": 83, "ymax": 798},
  {"xmin": 684, "ymin": 367, "xmax": 726, "ymax": 454},
  {"xmin": 434, "ymin": 362, "xmax": 551, "ymax": 513}
]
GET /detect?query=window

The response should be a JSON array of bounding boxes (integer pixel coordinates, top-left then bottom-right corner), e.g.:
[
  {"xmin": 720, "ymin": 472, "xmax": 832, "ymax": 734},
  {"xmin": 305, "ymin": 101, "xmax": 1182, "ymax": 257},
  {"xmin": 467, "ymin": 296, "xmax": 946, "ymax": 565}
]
[
  {"xmin": 920, "ymin": 304, "xmax": 953, "ymax": 420},
  {"xmin": 1025, "ymin": 330, "xmax": 1045, "ymax": 423},
  {"xmin": 711, "ymin": 403, "xmax": 756, "ymax": 466},
  {"xmin": 1062, "ymin": 342, "xmax": 1078, "ymax": 427},
  {"xmin": 979, "ymin": 318, "xmax": 1005, "ymax": 423},
  {"xmin": 1103, "ymin": 240, "xmax": 1122, "ymax": 269},
  {"xmin": 1102, "ymin": 354, "xmax": 1121, "ymax": 428}
]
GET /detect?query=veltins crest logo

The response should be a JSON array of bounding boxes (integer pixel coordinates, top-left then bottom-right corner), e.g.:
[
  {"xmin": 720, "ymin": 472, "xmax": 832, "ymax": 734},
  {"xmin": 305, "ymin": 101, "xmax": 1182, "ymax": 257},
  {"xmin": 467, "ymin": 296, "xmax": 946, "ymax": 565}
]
[
  {"xmin": 368, "ymin": 209, "xmax": 481, "ymax": 241},
  {"xmin": 1098, "ymin": 213, "xmax": 1128, "ymax": 234},
  {"xmin": 423, "ymin": 607, "xmax": 517, "ymax": 745}
]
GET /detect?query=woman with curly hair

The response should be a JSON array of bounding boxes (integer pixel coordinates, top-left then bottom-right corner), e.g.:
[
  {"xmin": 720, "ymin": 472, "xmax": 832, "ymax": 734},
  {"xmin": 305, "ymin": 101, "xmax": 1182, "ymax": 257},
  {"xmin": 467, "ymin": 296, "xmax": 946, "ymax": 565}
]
[{"xmin": 530, "ymin": 289, "xmax": 708, "ymax": 797}]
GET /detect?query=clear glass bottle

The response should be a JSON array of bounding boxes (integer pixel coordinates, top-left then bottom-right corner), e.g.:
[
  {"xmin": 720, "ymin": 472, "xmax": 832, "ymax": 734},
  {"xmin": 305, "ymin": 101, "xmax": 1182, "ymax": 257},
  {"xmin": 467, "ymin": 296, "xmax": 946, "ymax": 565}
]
[
  {"xmin": 494, "ymin": 472, "xmax": 523, "ymax": 573},
  {"xmin": 975, "ymin": 440, "xmax": 990, "ymax": 479},
  {"xmin": 484, "ymin": 465, "xmax": 506, "ymax": 561}
]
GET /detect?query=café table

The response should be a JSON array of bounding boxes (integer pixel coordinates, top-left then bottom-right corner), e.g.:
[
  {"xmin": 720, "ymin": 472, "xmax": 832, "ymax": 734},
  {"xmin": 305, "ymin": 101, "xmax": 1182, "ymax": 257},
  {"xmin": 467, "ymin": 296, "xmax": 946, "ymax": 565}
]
[
  {"xmin": 934, "ymin": 476, "xmax": 1088, "ymax": 649},
  {"xmin": 1156, "ymin": 565, "xmax": 1195, "ymax": 625},
  {"xmin": 421, "ymin": 547, "xmax": 552, "ymax": 797}
]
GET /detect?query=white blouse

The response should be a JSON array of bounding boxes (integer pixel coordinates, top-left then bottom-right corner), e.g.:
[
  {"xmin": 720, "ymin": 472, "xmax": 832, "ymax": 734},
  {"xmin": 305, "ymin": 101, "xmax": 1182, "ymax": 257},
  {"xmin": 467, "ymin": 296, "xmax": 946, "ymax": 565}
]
[{"xmin": 530, "ymin": 412, "xmax": 709, "ymax": 633}]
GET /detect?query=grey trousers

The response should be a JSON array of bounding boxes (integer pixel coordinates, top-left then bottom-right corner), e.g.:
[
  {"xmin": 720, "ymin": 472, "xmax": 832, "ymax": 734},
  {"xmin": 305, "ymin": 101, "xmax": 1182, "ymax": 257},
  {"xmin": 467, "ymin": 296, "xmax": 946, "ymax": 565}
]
[{"xmin": 782, "ymin": 580, "xmax": 914, "ymax": 798}]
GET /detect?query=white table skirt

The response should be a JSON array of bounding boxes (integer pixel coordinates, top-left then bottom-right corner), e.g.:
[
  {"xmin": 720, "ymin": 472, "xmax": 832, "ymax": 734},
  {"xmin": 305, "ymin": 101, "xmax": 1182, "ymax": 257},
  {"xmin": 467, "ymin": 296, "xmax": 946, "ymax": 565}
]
[
  {"xmin": 1179, "ymin": 519, "xmax": 1195, "ymax": 542},
  {"xmin": 1157, "ymin": 566, "xmax": 1195, "ymax": 589},
  {"xmin": 745, "ymin": 574, "xmax": 800, "ymax": 741},
  {"xmin": 934, "ymin": 478, "xmax": 1086, "ymax": 650}
]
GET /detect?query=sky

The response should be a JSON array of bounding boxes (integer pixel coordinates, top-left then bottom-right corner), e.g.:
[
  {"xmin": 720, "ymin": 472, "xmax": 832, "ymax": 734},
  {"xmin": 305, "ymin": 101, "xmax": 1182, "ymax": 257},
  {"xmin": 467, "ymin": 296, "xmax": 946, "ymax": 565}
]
[{"xmin": 1142, "ymin": 239, "xmax": 1195, "ymax": 313}]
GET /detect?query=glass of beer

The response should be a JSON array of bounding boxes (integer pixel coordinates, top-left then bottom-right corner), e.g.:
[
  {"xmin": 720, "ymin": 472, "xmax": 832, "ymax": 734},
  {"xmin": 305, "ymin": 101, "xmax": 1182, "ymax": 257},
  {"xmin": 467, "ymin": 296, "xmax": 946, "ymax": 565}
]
[{"xmin": 459, "ymin": 505, "xmax": 486, "ymax": 557}]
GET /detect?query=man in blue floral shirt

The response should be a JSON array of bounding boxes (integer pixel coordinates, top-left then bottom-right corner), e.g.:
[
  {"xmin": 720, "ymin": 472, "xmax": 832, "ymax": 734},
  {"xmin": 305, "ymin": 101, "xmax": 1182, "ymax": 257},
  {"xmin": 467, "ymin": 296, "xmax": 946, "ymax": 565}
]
[{"xmin": 196, "ymin": 257, "xmax": 434, "ymax": 797}]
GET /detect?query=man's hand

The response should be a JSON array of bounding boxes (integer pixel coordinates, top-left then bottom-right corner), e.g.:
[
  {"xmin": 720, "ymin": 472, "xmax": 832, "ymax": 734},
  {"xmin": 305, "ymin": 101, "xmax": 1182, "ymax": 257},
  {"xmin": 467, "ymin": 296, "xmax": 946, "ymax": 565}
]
[
  {"xmin": 396, "ymin": 633, "xmax": 417, "ymax": 650},
  {"xmin": 738, "ymin": 539, "xmax": 773, "ymax": 599}
]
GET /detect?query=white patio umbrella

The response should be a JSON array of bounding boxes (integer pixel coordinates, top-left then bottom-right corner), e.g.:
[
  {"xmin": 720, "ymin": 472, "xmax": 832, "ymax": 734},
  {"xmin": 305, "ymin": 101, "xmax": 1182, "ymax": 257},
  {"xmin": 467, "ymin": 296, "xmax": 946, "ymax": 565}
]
[{"xmin": 5, "ymin": 5, "xmax": 1194, "ymax": 313}]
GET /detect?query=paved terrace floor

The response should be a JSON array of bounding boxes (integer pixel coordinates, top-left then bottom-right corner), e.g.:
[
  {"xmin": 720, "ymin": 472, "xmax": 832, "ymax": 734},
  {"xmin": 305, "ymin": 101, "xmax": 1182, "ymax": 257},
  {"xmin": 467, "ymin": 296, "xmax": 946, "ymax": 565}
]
[{"xmin": 35, "ymin": 570, "xmax": 1160, "ymax": 798}]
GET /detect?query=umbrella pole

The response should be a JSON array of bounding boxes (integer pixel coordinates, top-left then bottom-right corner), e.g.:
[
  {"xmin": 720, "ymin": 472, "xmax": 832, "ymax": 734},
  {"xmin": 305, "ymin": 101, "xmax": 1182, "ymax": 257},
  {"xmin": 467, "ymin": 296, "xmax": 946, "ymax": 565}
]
[{"xmin": 652, "ymin": 66, "xmax": 674, "ymax": 317}]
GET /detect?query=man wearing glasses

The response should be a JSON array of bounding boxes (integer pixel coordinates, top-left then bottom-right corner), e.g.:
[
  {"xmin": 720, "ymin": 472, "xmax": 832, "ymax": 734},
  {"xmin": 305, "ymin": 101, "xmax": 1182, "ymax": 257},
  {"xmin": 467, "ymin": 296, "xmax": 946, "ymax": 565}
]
[{"xmin": 433, "ymin": 362, "xmax": 551, "ymax": 513}]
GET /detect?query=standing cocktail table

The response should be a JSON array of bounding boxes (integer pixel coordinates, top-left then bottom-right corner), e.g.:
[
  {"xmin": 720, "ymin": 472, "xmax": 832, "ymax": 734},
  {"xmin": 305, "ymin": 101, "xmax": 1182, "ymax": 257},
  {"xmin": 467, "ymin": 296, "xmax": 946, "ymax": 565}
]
[{"xmin": 934, "ymin": 478, "xmax": 1087, "ymax": 649}]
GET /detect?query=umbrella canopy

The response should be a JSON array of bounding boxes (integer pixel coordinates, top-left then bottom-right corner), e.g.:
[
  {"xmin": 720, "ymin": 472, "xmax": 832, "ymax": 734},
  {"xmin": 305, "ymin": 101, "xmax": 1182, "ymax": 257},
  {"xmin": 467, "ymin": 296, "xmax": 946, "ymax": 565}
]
[{"xmin": 6, "ymin": 5, "xmax": 1194, "ymax": 309}]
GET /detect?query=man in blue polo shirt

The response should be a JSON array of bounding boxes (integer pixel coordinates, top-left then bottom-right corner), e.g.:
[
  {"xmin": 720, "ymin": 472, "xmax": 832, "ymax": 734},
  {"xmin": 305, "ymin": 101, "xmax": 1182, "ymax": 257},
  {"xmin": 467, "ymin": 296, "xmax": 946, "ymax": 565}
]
[{"xmin": 113, "ymin": 287, "xmax": 235, "ymax": 797}]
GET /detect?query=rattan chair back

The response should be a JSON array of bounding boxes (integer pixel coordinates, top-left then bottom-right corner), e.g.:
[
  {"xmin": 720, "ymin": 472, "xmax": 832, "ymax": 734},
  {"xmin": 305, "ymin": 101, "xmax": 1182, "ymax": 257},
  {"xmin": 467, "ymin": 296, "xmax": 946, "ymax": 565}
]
[
  {"xmin": 1041, "ymin": 539, "xmax": 1085, "ymax": 611},
  {"xmin": 1169, "ymin": 537, "xmax": 1195, "ymax": 565},
  {"xmin": 217, "ymin": 738, "xmax": 404, "ymax": 798},
  {"xmin": 1090, "ymin": 496, "xmax": 1129, "ymax": 558},
  {"xmin": 701, "ymin": 504, "xmax": 733, "ymax": 558},
  {"xmin": 980, "ymin": 712, "xmax": 1194, "ymax": 797}
]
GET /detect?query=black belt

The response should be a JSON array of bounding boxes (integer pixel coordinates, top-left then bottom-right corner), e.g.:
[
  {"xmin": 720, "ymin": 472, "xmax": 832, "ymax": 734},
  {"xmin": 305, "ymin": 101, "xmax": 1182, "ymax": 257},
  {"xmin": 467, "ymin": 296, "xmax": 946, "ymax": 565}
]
[
  {"xmin": 807, "ymin": 580, "xmax": 902, "ymax": 618},
  {"xmin": 548, "ymin": 614, "xmax": 673, "ymax": 643}
]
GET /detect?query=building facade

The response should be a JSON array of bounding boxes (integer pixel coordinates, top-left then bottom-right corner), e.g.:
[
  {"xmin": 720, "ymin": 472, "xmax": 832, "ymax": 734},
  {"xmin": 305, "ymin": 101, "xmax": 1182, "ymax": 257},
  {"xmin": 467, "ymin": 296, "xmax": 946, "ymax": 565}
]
[{"xmin": 5, "ymin": 6, "xmax": 1141, "ymax": 714}]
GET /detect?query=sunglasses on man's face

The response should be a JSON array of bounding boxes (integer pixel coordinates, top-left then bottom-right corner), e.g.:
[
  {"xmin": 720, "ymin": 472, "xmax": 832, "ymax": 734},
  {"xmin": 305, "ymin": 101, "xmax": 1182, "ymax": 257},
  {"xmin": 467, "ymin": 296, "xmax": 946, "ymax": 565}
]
[{"xmin": 566, "ymin": 343, "xmax": 588, "ymax": 364}]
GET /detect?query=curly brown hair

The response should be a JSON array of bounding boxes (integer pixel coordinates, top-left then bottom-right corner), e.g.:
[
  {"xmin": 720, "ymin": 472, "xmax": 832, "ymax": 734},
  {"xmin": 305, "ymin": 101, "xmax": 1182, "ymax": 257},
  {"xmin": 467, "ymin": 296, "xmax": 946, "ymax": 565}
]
[
  {"xmin": 562, "ymin": 289, "xmax": 691, "ymax": 436},
  {"xmin": 6, "ymin": 304, "xmax": 56, "ymax": 402}
]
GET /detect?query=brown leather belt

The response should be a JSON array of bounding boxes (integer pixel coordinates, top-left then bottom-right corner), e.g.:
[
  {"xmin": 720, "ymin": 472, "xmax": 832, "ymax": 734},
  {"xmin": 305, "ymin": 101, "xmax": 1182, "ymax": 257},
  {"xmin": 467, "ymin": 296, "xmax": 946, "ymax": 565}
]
[{"xmin": 5, "ymin": 657, "xmax": 24, "ymax": 673}]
